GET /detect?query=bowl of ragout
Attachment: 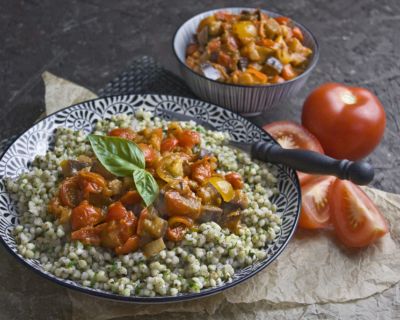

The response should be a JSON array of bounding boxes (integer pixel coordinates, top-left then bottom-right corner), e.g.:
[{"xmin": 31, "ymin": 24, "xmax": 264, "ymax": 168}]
[
  {"xmin": 173, "ymin": 8, "xmax": 319, "ymax": 115},
  {"xmin": 0, "ymin": 94, "xmax": 300, "ymax": 302}
]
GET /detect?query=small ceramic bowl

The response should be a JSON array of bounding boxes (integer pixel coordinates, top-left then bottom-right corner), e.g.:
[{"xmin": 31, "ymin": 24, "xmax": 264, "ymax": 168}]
[{"xmin": 173, "ymin": 7, "xmax": 319, "ymax": 116}]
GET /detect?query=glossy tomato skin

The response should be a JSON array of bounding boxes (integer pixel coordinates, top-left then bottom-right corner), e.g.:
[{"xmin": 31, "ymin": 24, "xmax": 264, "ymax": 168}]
[
  {"xmin": 263, "ymin": 121, "xmax": 324, "ymax": 185},
  {"xmin": 328, "ymin": 179, "xmax": 388, "ymax": 247},
  {"xmin": 302, "ymin": 83, "xmax": 386, "ymax": 160}
]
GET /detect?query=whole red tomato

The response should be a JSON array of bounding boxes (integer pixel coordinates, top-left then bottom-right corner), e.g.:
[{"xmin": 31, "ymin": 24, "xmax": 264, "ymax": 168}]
[{"xmin": 301, "ymin": 83, "xmax": 386, "ymax": 160}]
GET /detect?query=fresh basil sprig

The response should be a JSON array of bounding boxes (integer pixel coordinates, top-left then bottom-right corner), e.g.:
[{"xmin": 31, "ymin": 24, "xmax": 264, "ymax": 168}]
[
  {"xmin": 88, "ymin": 134, "xmax": 159, "ymax": 206},
  {"xmin": 132, "ymin": 169, "xmax": 159, "ymax": 207}
]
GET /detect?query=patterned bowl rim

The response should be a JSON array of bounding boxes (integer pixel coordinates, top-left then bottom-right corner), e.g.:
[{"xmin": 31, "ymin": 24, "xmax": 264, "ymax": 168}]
[
  {"xmin": 0, "ymin": 94, "xmax": 301, "ymax": 303},
  {"xmin": 172, "ymin": 7, "xmax": 320, "ymax": 89}
]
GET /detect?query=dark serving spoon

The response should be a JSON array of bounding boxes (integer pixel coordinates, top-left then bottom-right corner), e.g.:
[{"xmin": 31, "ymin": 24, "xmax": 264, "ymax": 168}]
[{"xmin": 161, "ymin": 110, "xmax": 374, "ymax": 185}]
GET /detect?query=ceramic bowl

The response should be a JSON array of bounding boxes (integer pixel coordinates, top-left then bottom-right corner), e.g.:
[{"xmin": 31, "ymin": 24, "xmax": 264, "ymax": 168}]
[{"xmin": 173, "ymin": 7, "xmax": 319, "ymax": 115}]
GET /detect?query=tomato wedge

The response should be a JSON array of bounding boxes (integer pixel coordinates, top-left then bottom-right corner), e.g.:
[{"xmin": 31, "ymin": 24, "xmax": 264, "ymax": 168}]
[
  {"xmin": 263, "ymin": 121, "xmax": 324, "ymax": 184},
  {"xmin": 263, "ymin": 121, "xmax": 324, "ymax": 153},
  {"xmin": 298, "ymin": 176, "xmax": 336, "ymax": 229},
  {"xmin": 328, "ymin": 180, "xmax": 388, "ymax": 247}
]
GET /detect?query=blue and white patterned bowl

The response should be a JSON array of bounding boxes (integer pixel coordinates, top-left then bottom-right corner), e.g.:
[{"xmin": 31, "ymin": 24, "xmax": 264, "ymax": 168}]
[
  {"xmin": 0, "ymin": 94, "xmax": 300, "ymax": 302},
  {"xmin": 173, "ymin": 7, "xmax": 319, "ymax": 116}
]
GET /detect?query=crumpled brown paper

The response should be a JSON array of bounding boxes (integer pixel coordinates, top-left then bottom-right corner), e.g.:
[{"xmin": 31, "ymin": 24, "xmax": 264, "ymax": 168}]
[{"xmin": 41, "ymin": 72, "xmax": 400, "ymax": 319}]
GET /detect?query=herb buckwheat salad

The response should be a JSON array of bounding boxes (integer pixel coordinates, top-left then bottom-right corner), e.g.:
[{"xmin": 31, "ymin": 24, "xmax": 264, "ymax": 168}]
[{"xmin": 6, "ymin": 109, "xmax": 281, "ymax": 297}]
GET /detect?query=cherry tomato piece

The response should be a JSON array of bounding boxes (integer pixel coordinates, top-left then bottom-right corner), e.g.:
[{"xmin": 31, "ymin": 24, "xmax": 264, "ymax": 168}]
[
  {"xmin": 328, "ymin": 180, "xmax": 388, "ymax": 247},
  {"xmin": 225, "ymin": 172, "xmax": 244, "ymax": 189},
  {"xmin": 160, "ymin": 137, "xmax": 179, "ymax": 153},
  {"xmin": 149, "ymin": 128, "xmax": 163, "ymax": 151},
  {"xmin": 166, "ymin": 226, "xmax": 186, "ymax": 242},
  {"xmin": 59, "ymin": 176, "xmax": 81, "ymax": 208},
  {"xmin": 177, "ymin": 130, "xmax": 201, "ymax": 149},
  {"xmin": 108, "ymin": 128, "xmax": 136, "ymax": 140},
  {"xmin": 168, "ymin": 216, "xmax": 194, "ymax": 228},
  {"xmin": 138, "ymin": 143, "xmax": 158, "ymax": 166},
  {"xmin": 100, "ymin": 212, "xmax": 137, "ymax": 249},
  {"xmin": 302, "ymin": 83, "xmax": 386, "ymax": 160},
  {"xmin": 299, "ymin": 176, "xmax": 336, "ymax": 229},
  {"xmin": 71, "ymin": 225, "xmax": 103, "ymax": 245},
  {"xmin": 115, "ymin": 235, "xmax": 140, "ymax": 255},
  {"xmin": 191, "ymin": 157, "xmax": 214, "ymax": 184},
  {"xmin": 70, "ymin": 200, "xmax": 103, "ymax": 231},
  {"xmin": 105, "ymin": 201, "xmax": 128, "ymax": 222},
  {"xmin": 78, "ymin": 171, "xmax": 106, "ymax": 199}
]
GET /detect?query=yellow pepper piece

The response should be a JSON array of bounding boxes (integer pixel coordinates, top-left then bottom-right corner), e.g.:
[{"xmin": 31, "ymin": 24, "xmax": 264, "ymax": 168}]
[
  {"xmin": 207, "ymin": 176, "xmax": 235, "ymax": 202},
  {"xmin": 233, "ymin": 21, "xmax": 257, "ymax": 42}
]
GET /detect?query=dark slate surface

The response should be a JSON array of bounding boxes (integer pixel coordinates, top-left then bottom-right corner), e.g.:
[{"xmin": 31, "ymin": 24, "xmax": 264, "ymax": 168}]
[{"xmin": 0, "ymin": 1, "xmax": 399, "ymax": 319}]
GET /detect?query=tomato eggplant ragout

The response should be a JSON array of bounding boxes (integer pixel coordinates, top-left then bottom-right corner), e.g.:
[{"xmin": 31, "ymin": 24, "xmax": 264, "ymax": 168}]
[
  {"xmin": 186, "ymin": 9, "xmax": 313, "ymax": 85},
  {"xmin": 8, "ymin": 111, "xmax": 281, "ymax": 296},
  {"xmin": 49, "ymin": 122, "xmax": 249, "ymax": 257}
]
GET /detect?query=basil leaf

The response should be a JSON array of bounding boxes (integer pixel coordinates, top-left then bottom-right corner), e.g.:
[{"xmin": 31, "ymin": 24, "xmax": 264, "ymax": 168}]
[
  {"xmin": 88, "ymin": 135, "xmax": 145, "ymax": 177},
  {"xmin": 133, "ymin": 169, "xmax": 159, "ymax": 207}
]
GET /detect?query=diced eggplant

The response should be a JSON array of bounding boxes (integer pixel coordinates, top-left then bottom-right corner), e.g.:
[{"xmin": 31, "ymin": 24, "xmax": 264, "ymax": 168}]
[
  {"xmin": 198, "ymin": 205, "xmax": 223, "ymax": 223},
  {"xmin": 88, "ymin": 193, "xmax": 112, "ymax": 208},
  {"xmin": 263, "ymin": 57, "xmax": 283, "ymax": 75},
  {"xmin": 208, "ymin": 21, "xmax": 222, "ymax": 36},
  {"xmin": 126, "ymin": 203, "xmax": 144, "ymax": 216},
  {"xmin": 209, "ymin": 51, "xmax": 219, "ymax": 63},
  {"xmin": 142, "ymin": 238, "xmax": 166, "ymax": 257},
  {"xmin": 221, "ymin": 210, "xmax": 241, "ymax": 233},
  {"xmin": 197, "ymin": 184, "xmax": 221, "ymax": 206},
  {"xmin": 197, "ymin": 26, "xmax": 209, "ymax": 47},
  {"xmin": 107, "ymin": 179, "xmax": 123, "ymax": 196},
  {"xmin": 238, "ymin": 57, "xmax": 249, "ymax": 71},
  {"xmin": 61, "ymin": 159, "xmax": 91, "ymax": 177},
  {"xmin": 255, "ymin": 9, "xmax": 262, "ymax": 21},
  {"xmin": 240, "ymin": 10, "xmax": 255, "ymax": 21},
  {"xmin": 143, "ymin": 216, "xmax": 168, "ymax": 239},
  {"xmin": 200, "ymin": 63, "xmax": 222, "ymax": 80},
  {"xmin": 222, "ymin": 190, "xmax": 249, "ymax": 213},
  {"xmin": 164, "ymin": 190, "xmax": 202, "ymax": 219},
  {"xmin": 154, "ymin": 190, "xmax": 167, "ymax": 218},
  {"xmin": 91, "ymin": 160, "xmax": 116, "ymax": 180}
]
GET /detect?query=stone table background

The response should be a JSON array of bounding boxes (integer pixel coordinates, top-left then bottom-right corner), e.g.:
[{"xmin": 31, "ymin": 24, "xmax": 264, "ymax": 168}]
[{"xmin": 0, "ymin": 0, "xmax": 399, "ymax": 319}]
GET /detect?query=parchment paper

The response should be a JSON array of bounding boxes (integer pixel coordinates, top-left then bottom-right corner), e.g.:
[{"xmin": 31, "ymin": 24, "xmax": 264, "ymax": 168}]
[
  {"xmin": 42, "ymin": 71, "xmax": 97, "ymax": 115},
  {"xmin": 41, "ymin": 72, "xmax": 400, "ymax": 319}
]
